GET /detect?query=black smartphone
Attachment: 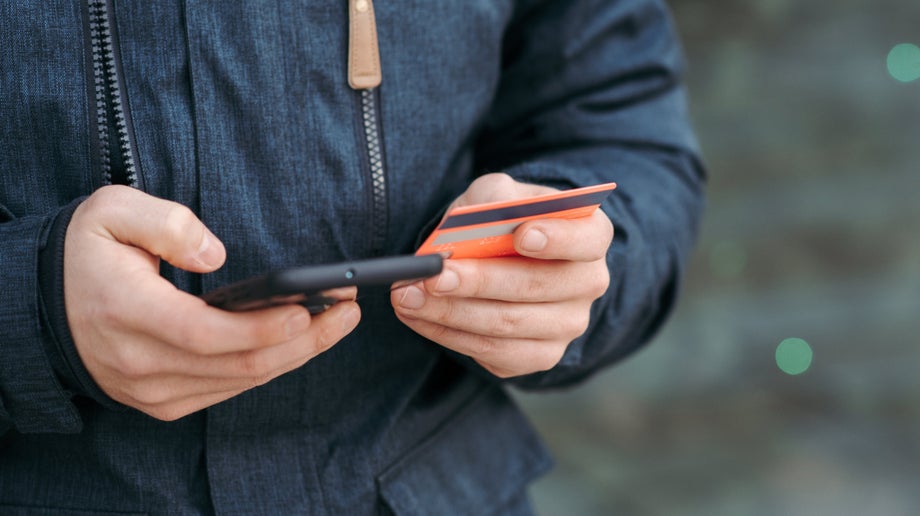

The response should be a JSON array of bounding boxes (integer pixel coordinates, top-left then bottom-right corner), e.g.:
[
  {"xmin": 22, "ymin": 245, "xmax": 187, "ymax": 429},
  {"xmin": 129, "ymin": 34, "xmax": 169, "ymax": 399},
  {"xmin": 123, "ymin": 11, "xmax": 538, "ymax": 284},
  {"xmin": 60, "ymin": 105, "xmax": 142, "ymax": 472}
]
[{"xmin": 201, "ymin": 254, "xmax": 443, "ymax": 313}]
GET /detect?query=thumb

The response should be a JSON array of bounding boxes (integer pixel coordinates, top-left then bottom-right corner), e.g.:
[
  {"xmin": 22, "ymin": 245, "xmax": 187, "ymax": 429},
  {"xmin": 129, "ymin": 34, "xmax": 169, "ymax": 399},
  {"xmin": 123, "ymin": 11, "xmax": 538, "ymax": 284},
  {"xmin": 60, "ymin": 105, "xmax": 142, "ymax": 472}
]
[{"xmin": 84, "ymin": 185, "xmax": 226, "ymax": 272}]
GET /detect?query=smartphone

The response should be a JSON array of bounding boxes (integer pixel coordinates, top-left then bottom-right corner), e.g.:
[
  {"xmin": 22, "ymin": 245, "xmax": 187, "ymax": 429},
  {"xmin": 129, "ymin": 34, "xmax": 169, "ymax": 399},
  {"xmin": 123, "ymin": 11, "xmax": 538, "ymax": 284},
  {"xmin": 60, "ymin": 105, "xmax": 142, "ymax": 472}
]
[{"xmin": 202, "ymin": 254, "xmax": 443, "ymax": 313}]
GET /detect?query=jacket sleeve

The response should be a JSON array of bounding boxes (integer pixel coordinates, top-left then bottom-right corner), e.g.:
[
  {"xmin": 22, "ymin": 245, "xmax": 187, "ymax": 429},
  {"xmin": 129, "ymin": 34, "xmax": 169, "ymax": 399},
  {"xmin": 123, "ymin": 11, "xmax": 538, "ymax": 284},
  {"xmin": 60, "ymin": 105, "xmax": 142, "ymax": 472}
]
[
  {"xmin": 474, "ymin": 0, "xmax": 706, "ymax": 389},
  {"xmin": 0, "ymin": 204, "xmax": 84, "ymax": 435}
]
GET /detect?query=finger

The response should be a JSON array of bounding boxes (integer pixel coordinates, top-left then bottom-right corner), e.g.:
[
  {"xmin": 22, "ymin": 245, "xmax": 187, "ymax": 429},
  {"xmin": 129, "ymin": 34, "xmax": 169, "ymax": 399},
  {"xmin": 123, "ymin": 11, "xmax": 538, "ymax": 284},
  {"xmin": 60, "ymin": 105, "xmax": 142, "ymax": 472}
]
[
  {"xmin": 127, "ymin": 312, "xmax": 346, "ymax": 403},
  {"xmin": 450, "ymin": 173, "xmax": 558, "ymax": 208},
  {"xmin": 135, "ymin": 386, "xmax": 248, "ymax": 422},
  {"xmin": 394, "ymin": 314, "xmax": 566, "ymax": 378},
  {"xmin": 394, "ymin": 292, "xmax": 591, "ymax": 342},
  {"xmin": 151, "ymin": 388, "xmax": 247, "ymax": 421},
  {"xmin": 115, "ymin": 270, "xmax": 359, "ymax": 356},
  {"xmin": 419, "ymin": 257, "xmax": 609, "ymax": 303},
  {"xmin": 82, "ymin": 185, "xmax": 226, "ymax": 272},
  {"xmin": 513, "ymin": 210, "xmax": 613, "ymax": 262},
  {"xmin": 115, "ymin": 332, "xmax": 323, "ymax": 407},
  {"xmin": 112, "ymin": 277, "xmax": 314, "ymax": 355},
  {"xmin": 94, "ymin": 309, "xmax": 322, "ymax": 381},
  {"xmin": 109, "ymin": 302, "xmax": 361, "ymax": 411},
  {"xmin": 110, "ymin": 371, "xmax": 250, "ymax": 413},
  {"xmin": 208, "ymin": 300, "xmax": 361, "ymax": 380}
]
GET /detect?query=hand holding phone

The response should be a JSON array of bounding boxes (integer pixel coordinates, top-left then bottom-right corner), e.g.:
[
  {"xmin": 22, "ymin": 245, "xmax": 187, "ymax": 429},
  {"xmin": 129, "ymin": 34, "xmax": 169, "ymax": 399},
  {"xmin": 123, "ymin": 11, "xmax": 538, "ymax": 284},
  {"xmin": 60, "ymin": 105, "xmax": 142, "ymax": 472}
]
[
  {"xmin": 64, "ymin": 186, "xmax": 365, "ymax": 422},
  {"xmin": 202, "ymin": 254, "xmax": 444, "ymax": 313}
]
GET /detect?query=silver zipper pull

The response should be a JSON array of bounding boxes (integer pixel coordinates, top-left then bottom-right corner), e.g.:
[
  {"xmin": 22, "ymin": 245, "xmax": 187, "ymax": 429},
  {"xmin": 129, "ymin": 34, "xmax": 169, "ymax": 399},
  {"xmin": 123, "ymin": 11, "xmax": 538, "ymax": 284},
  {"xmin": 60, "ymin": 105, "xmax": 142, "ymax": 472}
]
[{"xmin": 348, "ymin": 0, "xmax": 382, "ymax": 89}]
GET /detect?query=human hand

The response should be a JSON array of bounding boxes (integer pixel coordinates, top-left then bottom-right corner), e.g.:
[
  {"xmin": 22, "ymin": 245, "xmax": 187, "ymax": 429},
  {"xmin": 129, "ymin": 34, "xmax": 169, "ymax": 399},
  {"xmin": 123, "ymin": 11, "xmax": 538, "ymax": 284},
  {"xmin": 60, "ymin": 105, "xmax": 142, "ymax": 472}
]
[
  {"xmin": 64, "ymin": 186, "xmax": 360, "ymax": 420},
  {"xmin": 391, "ymin": 173, "xmax": 613, "ymax": 378}
]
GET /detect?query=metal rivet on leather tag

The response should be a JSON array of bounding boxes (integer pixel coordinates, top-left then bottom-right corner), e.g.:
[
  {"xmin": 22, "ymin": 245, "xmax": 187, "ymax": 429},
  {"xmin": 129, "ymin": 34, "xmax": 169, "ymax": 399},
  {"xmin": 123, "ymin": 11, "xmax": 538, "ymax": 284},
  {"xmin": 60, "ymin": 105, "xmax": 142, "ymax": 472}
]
[{"xmin": 355, "ymin": 0, "xmax": 369, "ymax": 13}]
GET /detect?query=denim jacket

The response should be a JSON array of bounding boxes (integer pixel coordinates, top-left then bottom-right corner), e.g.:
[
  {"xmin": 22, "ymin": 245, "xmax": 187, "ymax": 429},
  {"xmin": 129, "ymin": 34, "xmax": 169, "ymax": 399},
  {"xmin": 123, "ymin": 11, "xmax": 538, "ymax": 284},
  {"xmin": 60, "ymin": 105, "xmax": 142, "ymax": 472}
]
[{"xmin": 0, "ymin": 0, "xmax": 704, "ymax": 513}]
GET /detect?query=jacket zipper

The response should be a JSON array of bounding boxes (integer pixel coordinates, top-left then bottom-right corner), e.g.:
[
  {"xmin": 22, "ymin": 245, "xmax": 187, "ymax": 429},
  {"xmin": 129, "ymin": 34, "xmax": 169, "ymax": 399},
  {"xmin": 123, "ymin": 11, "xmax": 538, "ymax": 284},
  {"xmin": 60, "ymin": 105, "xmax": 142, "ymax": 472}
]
[
  {"xmin": 86, "ymin": 0, "xmax": 142, "ymax": 189},
  {"xmin": 349, "ymin": 0, "xmax": 388, "ymax": 255},
  {"xmin": 358, "ymin": 88, "xmax": 388, "ymax": 255}
]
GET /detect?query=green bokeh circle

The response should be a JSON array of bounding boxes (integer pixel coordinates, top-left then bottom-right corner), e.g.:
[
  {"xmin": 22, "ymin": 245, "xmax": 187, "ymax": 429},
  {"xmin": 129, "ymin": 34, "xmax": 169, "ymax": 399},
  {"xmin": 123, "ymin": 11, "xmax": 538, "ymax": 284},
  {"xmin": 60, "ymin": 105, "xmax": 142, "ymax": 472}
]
[
  {"xmin": 887, "ymin": 43, "xmax": 920, "ymax": 83},
  {"xmin": 776, "ymin": 338, "xmax": 813, "ymax": 376}
]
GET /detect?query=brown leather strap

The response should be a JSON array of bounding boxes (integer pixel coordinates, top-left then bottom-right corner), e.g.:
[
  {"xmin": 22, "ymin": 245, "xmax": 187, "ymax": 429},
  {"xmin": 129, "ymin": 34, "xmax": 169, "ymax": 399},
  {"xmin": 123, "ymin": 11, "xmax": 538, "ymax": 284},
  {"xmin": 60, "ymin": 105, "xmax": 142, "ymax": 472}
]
[{"xmin": 348, "ymin": 0, "xmax": 382, "ymax": 89}]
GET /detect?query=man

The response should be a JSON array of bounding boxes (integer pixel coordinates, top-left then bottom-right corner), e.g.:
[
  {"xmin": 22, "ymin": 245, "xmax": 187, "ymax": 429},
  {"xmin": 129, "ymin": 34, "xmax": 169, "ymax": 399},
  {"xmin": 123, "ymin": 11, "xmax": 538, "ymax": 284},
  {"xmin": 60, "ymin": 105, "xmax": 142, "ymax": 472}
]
[{"xmin": 0, "ymin": 0, "xmax": 704, "ymax": 513}]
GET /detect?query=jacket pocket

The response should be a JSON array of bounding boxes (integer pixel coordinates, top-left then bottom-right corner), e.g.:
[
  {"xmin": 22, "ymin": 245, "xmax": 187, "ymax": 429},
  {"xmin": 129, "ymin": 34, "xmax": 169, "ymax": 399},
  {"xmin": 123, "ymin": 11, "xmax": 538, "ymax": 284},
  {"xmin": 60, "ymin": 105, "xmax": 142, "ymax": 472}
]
[{"xmin": 376, "ymin": 387, "xmax": 552, "ymax": 516}]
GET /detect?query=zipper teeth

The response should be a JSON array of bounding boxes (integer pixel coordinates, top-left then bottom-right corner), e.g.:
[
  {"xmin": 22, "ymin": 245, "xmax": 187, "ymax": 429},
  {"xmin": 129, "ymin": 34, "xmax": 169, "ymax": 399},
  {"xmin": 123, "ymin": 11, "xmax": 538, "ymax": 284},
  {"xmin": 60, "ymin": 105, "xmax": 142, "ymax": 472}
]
[
  {"xmin": 88, "ymin": 0, "xmax": 111, "ymax": 184},
  {"xmin": 361, "ymin": 88, "xmax": 387, "ymax": 251},
  {"xmin": 110, "ymin": 85, "xmax": 137, "ymax": 182},
  {"xmin": 88, "ymin": 0, "xmax": 137, "ymax": 186}
]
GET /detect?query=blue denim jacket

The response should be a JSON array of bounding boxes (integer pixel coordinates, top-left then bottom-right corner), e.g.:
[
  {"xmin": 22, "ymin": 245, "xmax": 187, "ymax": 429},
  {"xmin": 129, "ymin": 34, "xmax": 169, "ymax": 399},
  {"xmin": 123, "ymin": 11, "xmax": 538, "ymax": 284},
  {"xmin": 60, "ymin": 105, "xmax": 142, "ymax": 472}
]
[{"xmin": 0, "ymin": 0, "xmax": 704, "ymax": 513}]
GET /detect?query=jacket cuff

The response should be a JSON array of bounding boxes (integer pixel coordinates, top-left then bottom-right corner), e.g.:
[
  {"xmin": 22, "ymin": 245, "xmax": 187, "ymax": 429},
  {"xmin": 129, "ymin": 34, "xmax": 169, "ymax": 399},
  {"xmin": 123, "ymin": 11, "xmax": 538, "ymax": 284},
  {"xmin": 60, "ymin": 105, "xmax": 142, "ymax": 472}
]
[
  {"xmin": 0, "ymin": 211, "xmax": 82, "ymax": 433},
  {"xmin": 38, "ymin": 197, "xmax": 124, "ymax": 412},
  {"xmin": 38, "ymin": 199, "xmax": 82, "ymax": 394}
]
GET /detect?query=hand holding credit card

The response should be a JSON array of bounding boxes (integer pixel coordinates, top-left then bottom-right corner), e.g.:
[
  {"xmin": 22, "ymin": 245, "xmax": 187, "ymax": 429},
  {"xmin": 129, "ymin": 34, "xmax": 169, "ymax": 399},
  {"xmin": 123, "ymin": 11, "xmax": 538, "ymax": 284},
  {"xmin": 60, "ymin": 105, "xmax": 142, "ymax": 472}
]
[{"xmin": 415, "ymin": 182, "xmax": 617, "ymax": 259}]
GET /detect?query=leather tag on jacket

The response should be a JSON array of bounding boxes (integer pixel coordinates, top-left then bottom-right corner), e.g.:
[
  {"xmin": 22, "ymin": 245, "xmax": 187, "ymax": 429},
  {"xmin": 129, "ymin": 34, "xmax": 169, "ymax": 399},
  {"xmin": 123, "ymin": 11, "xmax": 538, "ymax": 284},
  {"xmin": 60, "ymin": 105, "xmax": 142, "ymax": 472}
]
[{"xmin": 348, "ymin": 0, "xmax": 382, "ymax": 89}]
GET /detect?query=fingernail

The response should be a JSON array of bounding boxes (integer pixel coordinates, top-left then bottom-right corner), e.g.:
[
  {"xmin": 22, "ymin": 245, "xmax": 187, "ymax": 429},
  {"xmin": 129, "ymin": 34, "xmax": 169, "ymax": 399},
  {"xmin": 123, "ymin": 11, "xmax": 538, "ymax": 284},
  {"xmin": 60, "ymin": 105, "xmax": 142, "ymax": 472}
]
[
  {"xmin": 520, "ymin": 228, "xmax": 547, "ymax": 252},
  {"xmin": 196, "ymin": 230, "xmax": 223, "ymax": 268},
  {"xmin": 434, "ymin": 268, "xmax": 459, "ymax": 293},
  {"xmin": 341, "ymin": 305, "xmax": 361, "ymax": 332},
  {"xmin": 285, "ymin": 312, "xmax": 311, "ymax": 338},
  {"xmin": 398, "ymin": 286, "xmax": 427, "ymax": 310}
]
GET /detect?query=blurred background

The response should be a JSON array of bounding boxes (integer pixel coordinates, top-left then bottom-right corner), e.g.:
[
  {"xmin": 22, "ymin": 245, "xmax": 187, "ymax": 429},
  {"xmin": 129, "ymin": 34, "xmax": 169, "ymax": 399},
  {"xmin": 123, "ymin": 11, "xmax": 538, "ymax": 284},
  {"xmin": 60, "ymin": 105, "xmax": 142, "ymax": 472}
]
[{"xmin": 516, "ymin": 0, "xmax": 920, "ymax": 514}]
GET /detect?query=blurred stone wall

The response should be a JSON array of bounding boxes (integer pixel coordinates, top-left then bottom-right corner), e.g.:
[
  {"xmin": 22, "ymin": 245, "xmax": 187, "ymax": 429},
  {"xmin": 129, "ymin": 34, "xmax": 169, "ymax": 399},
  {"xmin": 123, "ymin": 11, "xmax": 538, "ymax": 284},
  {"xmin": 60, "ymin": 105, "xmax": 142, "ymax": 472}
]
[{"xmin": 516, "ymin": 0, "xmax": 920, "ymax": 514}]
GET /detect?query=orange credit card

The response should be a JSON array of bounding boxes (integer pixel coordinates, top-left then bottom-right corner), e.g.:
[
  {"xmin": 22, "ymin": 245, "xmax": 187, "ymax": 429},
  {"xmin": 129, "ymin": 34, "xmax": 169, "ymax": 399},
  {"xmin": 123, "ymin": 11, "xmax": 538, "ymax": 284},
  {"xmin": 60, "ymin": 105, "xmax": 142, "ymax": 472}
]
[{"xmin": 416, "ymin": 182, "xmax": 617, "ymax": 259}]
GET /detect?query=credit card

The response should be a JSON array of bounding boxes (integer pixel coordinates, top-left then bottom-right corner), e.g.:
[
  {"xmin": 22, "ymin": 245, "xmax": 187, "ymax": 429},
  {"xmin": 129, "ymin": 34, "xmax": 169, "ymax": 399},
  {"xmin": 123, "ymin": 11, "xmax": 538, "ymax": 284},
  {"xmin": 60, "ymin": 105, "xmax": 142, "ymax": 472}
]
[{"xmin": 415, "ymin": 182, "xmax": 617, "ymax": 259}]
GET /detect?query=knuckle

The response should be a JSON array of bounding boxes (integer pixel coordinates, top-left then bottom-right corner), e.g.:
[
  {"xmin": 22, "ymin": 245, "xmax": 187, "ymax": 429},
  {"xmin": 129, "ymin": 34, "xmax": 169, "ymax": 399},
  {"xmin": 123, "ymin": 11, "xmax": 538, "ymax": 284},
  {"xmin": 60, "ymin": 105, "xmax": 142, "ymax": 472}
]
[
  {"xmin": 86, "ymin": 185, "xmax": 133, "ymax": 221},
  {"xmin": 587, "ymin": 268, "xmax": 610, "ymax": 299},
  {"xmin": 79, "ymin": 192, "xmax": 102, "ymax": 216},
  {"xmin": 562, "ymin": 311, "xmax": 591, "ymax": 339},
  {"xmin": 129, "ymin": 383, "xmax": 171, "ymax": 407},
  {"xmin": 236, "ymin": 350, "xmax": 271, "ymax": 378},
  {"xmin": 467, "ymin": 173, "xmax": 518, "ymax": 204},
  {"xmin": 427, "ymin": 322, "xmax": 453, "ymax": 344},
  {"xmin": 490, "ymin": 309, "xmax": 520, "ymax": 338},
  {"xmin": 118, "ymin": 355, "xmax": 153, "ymax": 380},
  {"xmin": 89, "ymin": 184, "xmax": 124, "ymax": 206},
  {"xmin": 594, "ymin": 211, "xmax": 614, "ymax": 243},
  {"xmin": 248, "ymin": 372, "xmax": 275, "ymax": 391},
  {"xmin": 91, "ymin": 301, "xmax": 122, "ymax": 331},
  {"xmin": 523, "ymin": 274, "xmax": 549, "ymax": 299},
  {"xmin": 575, "ymin": 311, "xmax": 592, "ymax": 336},
  {"xmin": 110, "ymin": 347, "xmax": 151, "ymax": 380},
  {"xmin": 175, "ymin": 321, "xmax": 206, "ymax": 351},
  {"xmin": 468, "ymin": 267, "xmax": 491, "ymax": 298},
  {"xmin": 468, "ymin": 335, "xmax": 498, "ymax": 358},
  {"xmin": 309, "ymin": 314, "xmax": 352, "ymax": 356},
  {"xmin": 535, "ymin": 345, "xmax": 566, "ymax": 372},
  {"xmin": 146, "ymin": 405, "xmax": 187, "ymax": 422},
  {"xmin": 235, "ymin": 319, "xmax": 278, "ymax": 351},
  {"xmin": 586, "ymin": 246, "xmax": 609, "ymax": 263},
  {"xmin": 473, "ymin": 172, "xmax": 514, "ymax": 191},
  {"xmin": 313, "ymin": 326, "xmax": 338, "ymax": 354},
  {"xmin": 485, "ymin": 364, "xmax": 516, "ymax": 379},
  {"xmin": 161, "ymin": 203, "xmax": 200, "ymax": 242},
  {"xmin": 598, "ymin": 212, "xmax": 614, "ymax": 235},
  {"xmin": 581, "ymin": 215, "xmax": 613, "ymax": 261},
  {"xmin": 434, "ymin": 297, "xmax": 459, "ymax": 326}
]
